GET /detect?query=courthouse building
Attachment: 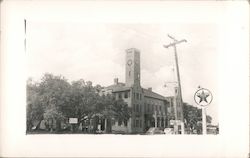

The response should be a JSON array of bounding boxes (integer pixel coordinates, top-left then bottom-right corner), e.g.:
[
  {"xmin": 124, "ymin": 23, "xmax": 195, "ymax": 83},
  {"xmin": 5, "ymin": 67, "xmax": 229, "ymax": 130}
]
[{"xmin": 100, "ymin": 48, "xmax": 183, "ymax": 134}]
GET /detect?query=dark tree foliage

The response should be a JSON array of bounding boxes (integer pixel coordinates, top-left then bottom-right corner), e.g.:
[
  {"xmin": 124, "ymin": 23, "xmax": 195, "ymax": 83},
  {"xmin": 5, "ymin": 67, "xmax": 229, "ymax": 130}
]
[
  {"xmin": 27, "ymin": 78, "xmax": 44, "ymax": 130},
  {"xmin": 183, "ymin": 102, "xmax": 212, "ymax": 134},
  {"xmin": 26, "ymin": 73, "xmax": 131, "ymax": 132}
]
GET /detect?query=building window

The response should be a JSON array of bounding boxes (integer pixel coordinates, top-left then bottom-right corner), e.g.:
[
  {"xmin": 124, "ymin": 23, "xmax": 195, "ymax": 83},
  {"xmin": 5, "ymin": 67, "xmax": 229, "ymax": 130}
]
[
  {"xmin": 160, "ymin": 106, "xmax": 162, "ymax": 111},
  {"xmin": 118, "ymin": 119, "xmax": 122, "ymax": 126},
  {"xmin": 133, "ymin": 92, "xmax": 136, "ymax": 99},
  {"xmin": 175, "ymin": 88, "xmax": 178, "ymax": 94},
  {"xmin": 118, "ymin": 92, "xmax": 122, "ymax": 99},
  {"xmin": 136, "ymin": 104, "xmax": 139, "ymax": 112},
  {"xmin": 136, "ymin": 93, "xmax": 139, "ymax": 100},
  {"xmin": 128, "ymin": 91, "xmax": 130, "ymax": 98},
  {"xmin": 129, "ymin": 71, "xmax": 131, "ymax": 77},
  {"xmin": 139, "ymin": 93, "xmax": 141, "ymax": 100},
  {"xmin": 124, "ymin": 91, "xmax": 128, "ymax": 98},
  {"xmin": 139, "ymin": 120, "xmax": 142, "ymax": 128},
  {"xmin": 124, "ymin": 120, "xmax": 128, "ymax": 127},
  {"xmin": 112, "ymin": 119, "xmax": 115, "ymax": 126},
  {"xmin": 136, "ymin": 120, "xmax": 139, "ymax": 127}
]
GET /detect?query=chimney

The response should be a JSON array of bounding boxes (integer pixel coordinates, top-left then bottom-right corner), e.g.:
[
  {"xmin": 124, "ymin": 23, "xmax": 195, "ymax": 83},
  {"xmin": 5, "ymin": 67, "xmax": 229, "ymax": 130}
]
[
  {"xmin": 114, "ymin": 78, "xmax": 119, "ymax": 85},
  {"xmin": 148, "ymin": 87, "xmax": 152, "ymax": 91}
]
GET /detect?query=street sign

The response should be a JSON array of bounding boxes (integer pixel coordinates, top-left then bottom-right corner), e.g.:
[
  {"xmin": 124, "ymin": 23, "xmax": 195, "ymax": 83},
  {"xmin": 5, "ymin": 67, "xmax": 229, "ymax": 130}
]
[
  {"xmin": 69, "ymin": 118, "xmax": 78, "ymax": 124},
  {"xmin": 194, "ymin": 88, "xmax": 213, "ymax": 107}
]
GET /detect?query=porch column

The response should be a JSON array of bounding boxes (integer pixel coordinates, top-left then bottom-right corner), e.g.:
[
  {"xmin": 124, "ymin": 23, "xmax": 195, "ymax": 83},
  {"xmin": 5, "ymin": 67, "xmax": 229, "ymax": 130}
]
[
  {"xmin": 159, "ymin": 117, "xmax": 162, "ymax": 128},
  {"xmin": 163, "ymin": 118, "xmax": 165, "ymax": 128},
  {"xmin": 163, "ymin": 112, "xmax": 166, "ymax": 128},
  {"xmin": 154, "ymin": 111, "xmax": 157, "ymax": 128},
  {"xmin": 104, "ymin": 118, "xmax": 107, "ymax": 133}
]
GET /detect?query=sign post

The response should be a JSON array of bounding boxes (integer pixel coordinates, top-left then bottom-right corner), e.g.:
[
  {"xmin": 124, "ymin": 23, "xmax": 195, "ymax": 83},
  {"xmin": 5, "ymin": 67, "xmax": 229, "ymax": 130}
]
[
  {"xmin": 69, "ymin": 118, "xmax": 78, "ymax": 132},
  {"xmin": 202, "ymin": 107, "xmax": 207, "ymax": 135},
  {"xmin": 69, "ymin": 118, "xmax": 78, "ymax": 124},
  {"xmin": 194, "ymin": 87, "xmax": 213, "ymax": 135}
]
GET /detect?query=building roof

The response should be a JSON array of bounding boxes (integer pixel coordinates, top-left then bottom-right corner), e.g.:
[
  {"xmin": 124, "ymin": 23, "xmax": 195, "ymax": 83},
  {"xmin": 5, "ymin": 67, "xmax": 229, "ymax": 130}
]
[
  {"xmin": 142, "ymin": 88, "xmax": 167, "ymax": 101},
  {"xmin": 104, "ymin": 83, "xmax": 167, "ymax": 101},
  {"xmin": 105, "ymin": 83, "xmax": 130, "ymax": 92}
]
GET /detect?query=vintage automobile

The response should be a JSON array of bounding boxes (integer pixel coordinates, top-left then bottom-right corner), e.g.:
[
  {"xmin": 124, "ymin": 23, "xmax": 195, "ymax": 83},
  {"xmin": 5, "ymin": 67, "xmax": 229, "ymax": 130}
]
[
  {"xmin": 164, "ymin": 128, "xmax": 174, "ymax": 134},
  {"xmin": 145, "ymin": 127, "xmax": 165, "ymax": 135}
]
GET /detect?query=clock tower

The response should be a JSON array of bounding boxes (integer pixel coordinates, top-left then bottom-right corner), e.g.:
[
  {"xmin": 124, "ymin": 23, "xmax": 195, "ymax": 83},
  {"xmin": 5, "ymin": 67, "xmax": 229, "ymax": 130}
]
[{"xmin": 125, "ymin": 48, "xmax": 141, "ymax": 87}]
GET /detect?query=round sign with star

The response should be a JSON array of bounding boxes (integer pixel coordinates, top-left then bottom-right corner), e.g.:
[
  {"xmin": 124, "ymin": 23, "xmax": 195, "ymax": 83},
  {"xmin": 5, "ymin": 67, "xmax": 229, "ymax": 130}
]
[{"xmin": 194, "ymin": 88, "xmax": 213, "ymax": 107}]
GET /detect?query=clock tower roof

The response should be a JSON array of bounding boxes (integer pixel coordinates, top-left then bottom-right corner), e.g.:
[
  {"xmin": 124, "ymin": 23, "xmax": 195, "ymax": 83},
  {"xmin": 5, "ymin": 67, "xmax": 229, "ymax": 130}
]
[{"xmin": 126, "ymin": 48, "xmax": 140, "ymax": 53}]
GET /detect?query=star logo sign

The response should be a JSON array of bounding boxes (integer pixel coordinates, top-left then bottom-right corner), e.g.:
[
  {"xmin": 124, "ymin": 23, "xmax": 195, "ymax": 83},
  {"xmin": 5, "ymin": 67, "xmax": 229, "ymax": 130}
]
[
  {"xmin": 197, "ymin": 90, "xmax": 210, "ymax": 103},
  {"xmin": 194, "ymin": 88, "xmax": 213, "ymax": 107}
]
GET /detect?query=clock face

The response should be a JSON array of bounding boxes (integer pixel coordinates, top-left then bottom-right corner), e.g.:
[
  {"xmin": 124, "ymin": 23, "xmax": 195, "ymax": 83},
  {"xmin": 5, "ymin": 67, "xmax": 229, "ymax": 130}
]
[{"xmin": 127, "ymin": 59, "xmax": 132, "ymax": 66}]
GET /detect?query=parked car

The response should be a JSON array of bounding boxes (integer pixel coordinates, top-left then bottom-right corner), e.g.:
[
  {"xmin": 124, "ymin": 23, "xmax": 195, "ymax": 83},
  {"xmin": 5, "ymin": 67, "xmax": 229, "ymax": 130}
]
[
  {"xmin": 164, "ymin": 128, "xmax": 174, "ymax": 134},
  {"xmin": 146, "ymin": 127, "xmax": 165, "ymax": 135}
]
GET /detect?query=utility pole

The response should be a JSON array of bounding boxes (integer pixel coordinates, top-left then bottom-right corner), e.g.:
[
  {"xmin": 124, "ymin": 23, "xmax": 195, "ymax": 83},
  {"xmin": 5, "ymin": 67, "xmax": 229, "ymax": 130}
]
[
  {"xmin": 164, "ymin": 81, "xmax": 178, "ymax": 122},
  {"xmin": 163, "ymin": 34, "xmax": 187, "ymax": 128}
]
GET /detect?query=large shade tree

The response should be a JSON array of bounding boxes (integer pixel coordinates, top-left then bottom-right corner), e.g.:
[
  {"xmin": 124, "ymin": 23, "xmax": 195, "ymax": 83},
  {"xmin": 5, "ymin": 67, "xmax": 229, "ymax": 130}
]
[
  {"xmin": 27, "ymin": 78, "xmax": 44, "ymax": 130},
  {"xmin": 26, "ymin": 73, "xmax": 131, "ymax": 133}
]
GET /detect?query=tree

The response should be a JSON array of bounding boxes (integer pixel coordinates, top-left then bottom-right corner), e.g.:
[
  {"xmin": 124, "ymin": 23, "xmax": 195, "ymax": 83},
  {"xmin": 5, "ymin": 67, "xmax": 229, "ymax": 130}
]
[
  {"xmin": 27, "ymin": 73, "xmax": 72, "ymax": 132},
  {"xmin": 27, "ymin": 73, "xmax": 132, "ymax": 133},
  {"xmin": 26, "ymin": 78, "xmax": 44, "ymax": 131},
  {"xmin": 111, "ymin": 98, "xmax": 131, "ymax": 124},
  {"xmin": 183, "ymin": 103, "xmax": 200, "ymax": 130},
  {"xmin": 43, "ymin": 103, "xmax": 66, "ymax": 131},
  {"xmin": 96, "ymin": 94, "xmax": 131, "ymax": 132},
  {"xmin": 183, "ymin": 102, "xmax": 213, "ymax": 134}
]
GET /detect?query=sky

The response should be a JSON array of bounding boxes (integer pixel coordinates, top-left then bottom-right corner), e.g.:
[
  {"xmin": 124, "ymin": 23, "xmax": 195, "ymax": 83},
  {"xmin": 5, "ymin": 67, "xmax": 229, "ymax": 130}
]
[{"xmin": 27, "ymin": 22, "xmax": 218, "ymax": 124}]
